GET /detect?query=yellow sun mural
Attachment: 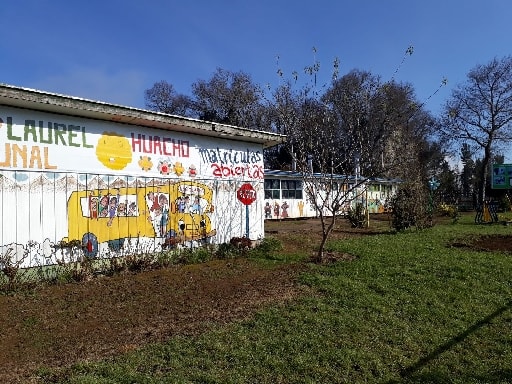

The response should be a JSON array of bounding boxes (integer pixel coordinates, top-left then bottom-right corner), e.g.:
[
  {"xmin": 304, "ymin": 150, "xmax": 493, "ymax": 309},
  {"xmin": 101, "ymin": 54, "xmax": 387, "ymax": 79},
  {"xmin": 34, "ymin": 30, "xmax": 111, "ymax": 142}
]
[{"xmin": 95, "ymin": 132, "xmax": 133, "ymax": 170}]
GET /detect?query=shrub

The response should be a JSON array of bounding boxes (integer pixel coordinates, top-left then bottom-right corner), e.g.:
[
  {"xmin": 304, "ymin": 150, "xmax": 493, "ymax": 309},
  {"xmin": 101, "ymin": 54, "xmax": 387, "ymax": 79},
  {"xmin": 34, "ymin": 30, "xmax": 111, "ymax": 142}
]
[
  {"xmin": 499, "ymin": 195, "xmax": 511, "ymax": 212},
  {"xmin": 215, "ymin": 243, "xmax": 239, "ymax": 259},
  {"xmin": 1, "ymin": 235, "xmax": 265, "ymax": 292},
  {"xmin": 254, "ymin": 237, "xmax": 282, "ymax": 253},
  {"xmin": 0, "ymin": 242, "xmax": 38, "ymax": 291},
  {"xmin": 346, "ymin": 203, "xmax": 367, "ymax": 228},
  {"xmin": 154, "ymin": 250, "xmax": 180, "ymax": 268},
  {"xmin": 438, "ymin": 203, "xmax": 459, "ymax": 223},
  {"xmin": 104, "ymin": 257, "xmax": 128, "ymax": 276},
  {"xmin": 229, "ymin": 236, "xmax": 257, "ymax": 258},
  {"xmin": 124, "ymin": 253, "xmax": 155, "ymax": 273},
  {"xmin": 249, "ymin": 236, "xmax": 283, "ymax": 260},
  {"xmin": 230, "ymin": 237, "xmax": 253, "ymax": 249},
  {"xmin": 54, "ymin": 256, "xmax": 95, "ymax": 283},
  {"xmin": 388, "ymin": 182, "xmax": 431, "ymax": 231}
]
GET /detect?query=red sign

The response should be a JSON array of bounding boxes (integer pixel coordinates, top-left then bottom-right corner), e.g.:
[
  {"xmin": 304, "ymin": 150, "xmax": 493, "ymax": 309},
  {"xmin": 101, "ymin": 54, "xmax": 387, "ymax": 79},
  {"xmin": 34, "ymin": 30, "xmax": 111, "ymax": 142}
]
[{"xmin": 237, "ymin": 183, "xmax": 257, "ymax": 205}]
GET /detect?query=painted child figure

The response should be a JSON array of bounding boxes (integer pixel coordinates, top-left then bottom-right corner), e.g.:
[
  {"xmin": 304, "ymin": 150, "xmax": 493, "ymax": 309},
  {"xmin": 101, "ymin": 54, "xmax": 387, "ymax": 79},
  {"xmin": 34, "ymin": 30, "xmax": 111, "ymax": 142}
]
[
  {"xmin": 159, "ymin": 194, "xmax": 169, "ymax": 237},
  {"xmin": 89, "ymin": 192, "xmax": 98, "ymax": 219},
  {"xmin": 107, "ymin": 190, "xmax": 120, "ymax": 227}
]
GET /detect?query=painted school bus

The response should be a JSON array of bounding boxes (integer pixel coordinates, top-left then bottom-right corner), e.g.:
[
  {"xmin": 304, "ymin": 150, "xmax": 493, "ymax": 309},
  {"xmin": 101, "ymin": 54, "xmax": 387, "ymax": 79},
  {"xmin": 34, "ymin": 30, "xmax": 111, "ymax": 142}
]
[{"xmin": 62, "ymin": 180, "xmax": 216, "ymax": 257}]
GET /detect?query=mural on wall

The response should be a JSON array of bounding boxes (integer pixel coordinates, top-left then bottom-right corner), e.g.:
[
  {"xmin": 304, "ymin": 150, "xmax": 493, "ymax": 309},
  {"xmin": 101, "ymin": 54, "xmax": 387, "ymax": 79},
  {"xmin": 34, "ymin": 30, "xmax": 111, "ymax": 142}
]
[
  {"xmin": 367, "ymin": 196, "xmax": 387, "ymax": 213},
  {"xmin": 96, "ymin": 132, "xmax": 133, "ymax": 170},
  {"xmin": 0, "ymin": 172, "xmax": 221, "ymax": 268},
  {"xmin": 0, "ymin": 109, "xmax": 264, "ymax": 181},
  {"xmin": 264, "ymin": 202, "xmax": 272, "ymax": 219},
  {"xmin": 0, "ymin": 107, "xmax": 266, "ymax": 268},
  {"xmin": 64, "ymin": 180, "xmax": 216, "ymax": 259},
  {"xmin": 264, "ymin": 199, "xmax": 316, "ymax": 219}
]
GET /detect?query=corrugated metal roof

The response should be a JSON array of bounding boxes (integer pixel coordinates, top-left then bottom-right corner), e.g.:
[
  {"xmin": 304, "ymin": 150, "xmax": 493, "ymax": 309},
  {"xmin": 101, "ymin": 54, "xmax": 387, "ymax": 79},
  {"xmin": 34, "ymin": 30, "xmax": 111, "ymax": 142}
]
[
  {"xmin": 0, "ymin": 83, "xmax": 286, "ymax": 148},
  {"xmin": 264, "ymin": 169, "xmax": 357, "ymax": 180},
  {"xmin": 264, "ymin": 169, "xmax": 402, "ymax": 184}
]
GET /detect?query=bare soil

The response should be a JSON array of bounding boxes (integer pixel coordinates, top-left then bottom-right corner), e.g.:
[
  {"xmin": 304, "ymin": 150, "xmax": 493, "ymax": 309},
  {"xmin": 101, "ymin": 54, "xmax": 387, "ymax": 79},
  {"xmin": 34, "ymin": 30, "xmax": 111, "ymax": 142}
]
[{"xmin": 1, "ymin": 214, "xmax": 511, "ymax": 383}]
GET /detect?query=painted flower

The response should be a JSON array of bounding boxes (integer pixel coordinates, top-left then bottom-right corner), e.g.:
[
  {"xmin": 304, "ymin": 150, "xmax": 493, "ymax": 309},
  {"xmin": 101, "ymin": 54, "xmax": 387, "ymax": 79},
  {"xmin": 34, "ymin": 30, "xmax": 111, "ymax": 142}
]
[
  {"xmin": 138, "ymin": 156, "xmax": 153, "ymax": 171},
  {"xmin": 158, "ymin": 160, "xmax": 171, "ymax": 175},
  {"xmin": 188, "ymin": 164, "xmax": 197, "ymax": 177},
  {"xmin": 174, "ymin": 161, "xmax": 185, "ymax": 176}
]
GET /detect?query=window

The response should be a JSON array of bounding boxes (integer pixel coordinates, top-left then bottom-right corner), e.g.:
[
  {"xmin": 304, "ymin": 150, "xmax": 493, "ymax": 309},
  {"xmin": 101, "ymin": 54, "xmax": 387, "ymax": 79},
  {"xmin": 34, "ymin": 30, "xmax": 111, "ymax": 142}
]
[
  {"xmin": 264, "ymin": 179, "xmax": 280, "ymax": 199},
  {"xmin": 281, "ymin": 179, "xmax": 303, "ymax": 199},
  {"xmin": 369, "ymin": 184, "xmax": 380, "ymax": 192},
  {"xmin": 264, "ymin": 178, "xmax": 305, "ymax": 199}
]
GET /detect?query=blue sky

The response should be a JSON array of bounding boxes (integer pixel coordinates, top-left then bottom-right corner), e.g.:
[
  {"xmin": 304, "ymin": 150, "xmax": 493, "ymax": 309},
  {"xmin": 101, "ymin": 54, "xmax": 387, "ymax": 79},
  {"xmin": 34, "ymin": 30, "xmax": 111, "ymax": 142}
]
[{"xmin": 1, "ymin": 0, "xmax": 511, "ymax": 122}]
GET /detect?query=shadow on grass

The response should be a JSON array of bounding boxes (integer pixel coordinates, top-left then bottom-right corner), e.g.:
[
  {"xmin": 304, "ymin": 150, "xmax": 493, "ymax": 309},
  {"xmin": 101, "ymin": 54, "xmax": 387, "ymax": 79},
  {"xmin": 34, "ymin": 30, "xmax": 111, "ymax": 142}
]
[{"xmin": 386, "ymin": 300, "xmax": 512, "ymax": 383}]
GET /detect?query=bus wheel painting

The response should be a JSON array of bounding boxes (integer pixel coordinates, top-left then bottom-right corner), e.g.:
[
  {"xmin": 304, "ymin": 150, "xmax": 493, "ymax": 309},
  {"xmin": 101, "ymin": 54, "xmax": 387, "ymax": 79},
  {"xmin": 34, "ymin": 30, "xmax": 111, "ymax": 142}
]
[
  {"xmin": 82, "ymin": 232, "xmax": 99, "ymax": 258},
  {"xmin": 108, "ymin": 238, "xmax": 125, "ymax": 252},
  {"xmin": 163, "ymin": 230, "xmax": 178, "ymax": 249}
]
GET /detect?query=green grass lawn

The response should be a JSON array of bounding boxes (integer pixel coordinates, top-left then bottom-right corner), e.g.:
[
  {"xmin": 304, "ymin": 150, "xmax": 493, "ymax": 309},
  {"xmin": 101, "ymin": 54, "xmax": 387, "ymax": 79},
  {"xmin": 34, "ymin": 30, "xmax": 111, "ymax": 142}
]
[{"xmin": 40, "ymin": 213, "xmax": 512, "ymax": 383}]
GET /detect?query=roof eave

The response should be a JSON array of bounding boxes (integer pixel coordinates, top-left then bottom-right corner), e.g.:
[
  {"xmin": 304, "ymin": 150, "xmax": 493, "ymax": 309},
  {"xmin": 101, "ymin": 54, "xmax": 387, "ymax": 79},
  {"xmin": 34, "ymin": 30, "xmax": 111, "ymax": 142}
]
[{"xmin": 0, "ymin": 84, "xmax": 287, "ymax": 148}]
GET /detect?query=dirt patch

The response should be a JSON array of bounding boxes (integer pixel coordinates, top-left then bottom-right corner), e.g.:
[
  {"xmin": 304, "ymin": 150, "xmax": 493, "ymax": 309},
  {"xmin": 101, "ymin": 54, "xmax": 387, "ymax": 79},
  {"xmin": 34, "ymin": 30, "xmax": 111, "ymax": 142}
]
[
  {"xmin": 0, "ymin": 259, "xmax": 309, "ymax": 383},
  {"xmin": 264, "ymin": 214, "xmax": 393, "ymax": 259},
  {"xmin": 466, "ymin": 234, "xmax": 512, "ymax": 252}
]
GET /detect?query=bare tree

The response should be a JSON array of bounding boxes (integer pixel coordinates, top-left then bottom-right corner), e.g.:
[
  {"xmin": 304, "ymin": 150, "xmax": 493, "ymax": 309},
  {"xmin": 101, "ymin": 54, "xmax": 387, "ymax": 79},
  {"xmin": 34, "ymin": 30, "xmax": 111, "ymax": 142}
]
[
  {"xmin": 263, "ymin": 81, "xmax": 304, "ymax": 169},
  {"xmin": 145, "ymin": 80, "xmax": 195, "ymax": 117},
  {"xmin": 191, "ymin": 68, "xmax": 266, "ymax": 129},
  {"xmin": 442, "ymin": 56, "xmax": 512, "ymax": 204},
  {"xmin": 270, "ymin": 50, "xmax": 439, "ymax": 261},
  {"xmin": 322, "ymin": 70, "xmax": 392, "ymax": 176},
  {"xmin": 271, "ymin": 70, "xmax": 371, "ymax": 262},
  {"xmin": 460, "ymin": 143, "xmax": 475, "ymax": 201}
]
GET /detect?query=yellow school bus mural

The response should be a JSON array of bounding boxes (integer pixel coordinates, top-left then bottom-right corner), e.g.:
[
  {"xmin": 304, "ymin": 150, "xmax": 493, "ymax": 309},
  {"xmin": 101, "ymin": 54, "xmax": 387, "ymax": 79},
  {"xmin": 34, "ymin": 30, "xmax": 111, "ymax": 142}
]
[{"xmin": 62, "ymin": 180, "xmax": 216, "ymax": 258}]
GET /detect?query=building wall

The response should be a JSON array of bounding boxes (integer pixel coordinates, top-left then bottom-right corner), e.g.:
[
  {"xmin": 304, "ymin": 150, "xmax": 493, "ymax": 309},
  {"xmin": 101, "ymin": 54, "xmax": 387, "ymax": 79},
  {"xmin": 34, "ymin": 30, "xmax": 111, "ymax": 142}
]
[{"xmin": 0, "ymin": 106, "xmax": 265, "ymax": 268}]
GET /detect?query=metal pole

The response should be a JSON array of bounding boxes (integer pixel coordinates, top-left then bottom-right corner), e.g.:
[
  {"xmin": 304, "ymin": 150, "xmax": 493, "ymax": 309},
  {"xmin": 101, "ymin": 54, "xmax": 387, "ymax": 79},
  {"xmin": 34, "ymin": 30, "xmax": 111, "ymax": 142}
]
[
  {"xmin": 366, "ymin": 187, "xmax": 370, "ymax": 228},
  {"xmin": 245, "ymin": 204, "xmax": 249, "ymax": 238}
]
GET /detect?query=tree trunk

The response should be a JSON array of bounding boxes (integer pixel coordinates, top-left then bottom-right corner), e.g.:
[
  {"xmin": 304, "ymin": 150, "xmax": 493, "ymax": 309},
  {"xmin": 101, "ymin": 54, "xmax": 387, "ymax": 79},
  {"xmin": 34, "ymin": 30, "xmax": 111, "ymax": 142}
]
[
  {"xmin": 479, "ymin": 144, "xmax": 492, "ymax": 205},
  {"xmin": 313, "ymin": 215, "xmax": 336, "ymax": 263}
]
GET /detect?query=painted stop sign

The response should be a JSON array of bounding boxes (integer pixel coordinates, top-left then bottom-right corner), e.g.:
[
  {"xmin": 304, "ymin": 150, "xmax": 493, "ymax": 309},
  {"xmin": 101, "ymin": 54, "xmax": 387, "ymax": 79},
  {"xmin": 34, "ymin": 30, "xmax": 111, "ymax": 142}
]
[{"xmin": 237, "ymin": 183, "xmax": 256, "ymax": 205}]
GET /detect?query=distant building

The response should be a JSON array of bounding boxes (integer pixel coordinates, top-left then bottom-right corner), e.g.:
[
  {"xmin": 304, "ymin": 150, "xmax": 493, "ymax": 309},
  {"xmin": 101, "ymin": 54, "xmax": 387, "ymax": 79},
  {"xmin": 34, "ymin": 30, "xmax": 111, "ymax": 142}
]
[
  {"xmin": 263, "ymin": 169, "xmax": 400, "ymax": 219},
  {"xmin": 0, "ymin": 84, "xmax": 285, "ymax": 267}
]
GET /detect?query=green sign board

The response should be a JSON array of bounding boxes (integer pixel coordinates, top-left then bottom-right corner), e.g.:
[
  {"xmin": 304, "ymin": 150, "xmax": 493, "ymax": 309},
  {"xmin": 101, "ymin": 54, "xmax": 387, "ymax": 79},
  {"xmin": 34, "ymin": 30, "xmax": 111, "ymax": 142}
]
[{"xmin": 492, "ymin": 164, "xmax": 512, "ymax": 189}]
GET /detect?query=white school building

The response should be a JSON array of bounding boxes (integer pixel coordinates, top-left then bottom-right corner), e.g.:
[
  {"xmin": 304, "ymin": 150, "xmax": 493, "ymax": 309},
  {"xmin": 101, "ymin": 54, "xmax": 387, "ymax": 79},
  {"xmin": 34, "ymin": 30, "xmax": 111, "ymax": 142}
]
[{"xmin": 0, "ymin": 84, "xmax": 285, "ymax": 268}]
